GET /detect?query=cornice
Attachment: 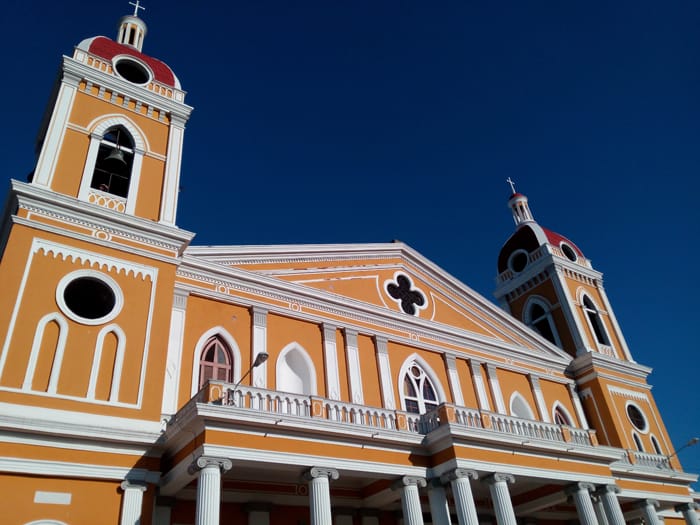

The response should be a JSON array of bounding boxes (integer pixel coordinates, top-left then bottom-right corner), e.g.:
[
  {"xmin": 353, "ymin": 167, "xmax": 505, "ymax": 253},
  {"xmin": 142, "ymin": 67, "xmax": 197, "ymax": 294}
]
[
  {"xmin": 568, "ymin": 351, "xmax": 652, "ymax": 382},
  {"xmin": 11, "ymin": 180, "xmax": 194, "ymax": 257}
]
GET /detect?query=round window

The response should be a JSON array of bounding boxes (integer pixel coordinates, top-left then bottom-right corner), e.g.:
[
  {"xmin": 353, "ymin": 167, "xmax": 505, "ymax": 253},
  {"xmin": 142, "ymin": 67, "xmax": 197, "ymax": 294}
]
[
  {"xmin": 508, "ymin": 250, "xmax": 529, "ymax": 273},
  {"xmin": 56, "ymin": 271, "xmax": 123, "ymax": 325},
  {"xmin": 561, "ymin": 243, "xmax": 577, "ymax": 262},
  {"xmin": 114, "ymin": 57, "xmax": 151, "ymax": 85},
  {"xmin": 626, "ymin": 404, "xmax": 648, "ymax": 432}
]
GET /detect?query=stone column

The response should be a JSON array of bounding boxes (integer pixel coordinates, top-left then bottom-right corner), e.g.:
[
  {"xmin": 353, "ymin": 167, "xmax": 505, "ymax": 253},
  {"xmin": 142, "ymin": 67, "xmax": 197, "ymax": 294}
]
[
  {"xmin": 305, "ymin": 467, "xmax": 340, "ymax": 525},
  {"xmin": 565, "ymin": 482, "xmax": 598, "ymax": 525},
  {"xmin": 392, "ymin": 476, "xmax": 427, "ymax": 525},
  {"xmin": 675, "ymin": 503, "xmax": 700, "ymax": 525},
  {"xmin": 592, "ymin": 496, "xmax": 610, "ymax": 525},
  {"xmin": 593, "ymin": 485, "xmax": 625, "ymax": 525},
  {"xmin": 120, "ymin": 480, "xmax": 147, "ymax": 525},
  {"xmin": 427, "ymin": 479, "xmax": 451, "ymax": 525},
  {"xmin": 634, "ymin": 499, "xmax": 661, "ymax": 525},
  {"xmin": 483, "ymin": 473, "xmax": 517, "ymax": 525},
  {"xmin": 189, "ymin": 456, "xmax": 232, "ymax": 525},
  {"xmin": 441, "ymin": 469, "xmax": 479, "ymax": 525}
]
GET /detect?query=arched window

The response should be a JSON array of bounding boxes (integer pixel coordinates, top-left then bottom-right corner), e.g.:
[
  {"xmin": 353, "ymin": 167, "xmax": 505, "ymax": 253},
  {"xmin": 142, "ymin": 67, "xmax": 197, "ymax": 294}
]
[
  {"xmin": 632, "ymin": 432, "xmax": 644, "ymax": 452},
  {"xmin": 524, "ymin": 298, "xmax": 560, "ymax": 347},
  {"xmin": 582, "ymin": 295, "xmax": 610, "ymax": 346},
  {"xmin": 650, "ymin": 435, "xmax": 662, "ymax": 455},
  {"xmin": 199, "ymin": 337, "xmax": 233, "ymax": 388},
  {"xmin": 510, "ymin": 392, "xmax": 536, "ymax": 420},
  {"xmin": 553, "ymin": 404, "xmax": 573, "ymax": 426},
  {"xmin": 90, "ymin": 126, "xmax": 135, "ymax": 198},
  {"xmin": 276, "ymin": 343, "xmax": 317, "ymax": 395},
  {"xmin": 402, "ymin": 362, "xmax": 439, "ymax": 414}
]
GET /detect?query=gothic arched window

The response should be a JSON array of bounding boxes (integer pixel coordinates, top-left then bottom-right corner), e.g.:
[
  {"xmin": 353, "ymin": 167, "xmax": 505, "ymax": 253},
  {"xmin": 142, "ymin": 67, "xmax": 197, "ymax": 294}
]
[
  {"xmin": 402, "ymin": 362, "xmax": 438, "ymax": 414},
  {"xmin": 276, "ymin": 343, "xmax": 316, "ymax": 395},
  {"xmin": 553, "ymin": 405, "xmax": 572, "ymax": 426},
  {"xmin": 199, "ymin": 337, "xmax": 233, "ymax": 388},
  {"xmin": 582, "ymin": 295, "xmax": 610, "ymax": 346},
  {"xmin": 525, "ymin": 299, "xmax": 560, "ymax": 347},
  {"xmin": 90, "ymin": 126, "xmax": 135, "ymax": 198}
]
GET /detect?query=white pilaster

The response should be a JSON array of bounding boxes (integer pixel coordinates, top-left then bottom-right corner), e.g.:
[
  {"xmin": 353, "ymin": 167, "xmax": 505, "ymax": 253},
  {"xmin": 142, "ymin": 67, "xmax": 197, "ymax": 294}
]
[
  {"xmin": 469, "ymin": 360, "xmax": 491, "ymax": 411},
  {"xmin": 323, "ymin": 324, "xmax": 341, "ymax": 400},
  {"xmin": 375, "ymin": 337, "xmax": 395, "ymax": 409},
  {"xmin": 675, "ymin": 503, "xmax": 700, "ymax": 525},
  {"xmin": 305, "ymin": 467, "xmax": 339, "ymax": 525},
  {"xmin": 528, "ymin": 374, "xmax": 550, "ymax": 422},
  {"xmin": 636, "ymin": 499, "xmax": 661, "ymax": 525},
  {"xmin": 120, "ymin": 480, "xmax": 147, "ymax": 525},
  {"xmin": 441, "ymin": 469, "xmax": 479, "ymax": 525},
  {"xmin": 160, "ymin": 115, "xmax": 186, "ymax": 225},
  {"xmin": 552, "ymin": 267, "xmax": 590, "ymax": 355},
  {"xmin": 427, "ymin": 479, "xmax": 451, "ymax": 525},
  {"xmin": 568, "ymin": 383, "xmax": 590, "ymax": 428},
  {"xmin": 593, "ymin": 485, "xmax": 625, "ymax": 525},
  {"xmin": 595, "ymin": 281, "xmax": 634, "ymax": 361},
  {"xmin": 252, "ymin": 307, "xmax": 268, "ymax": 388},
  {"xmin": 161, "ymin": 288, "xmax": 189, "ymax": 416},
  {"xmin": 344, "ymin": 329, "xmax": 364, "ymax": 404},
  {"xmin": 565, "ymin": 482, "xmax": 598, "ymax": 525},
  {"xmin": 189, "ymin": 456, "xmax": 232, "ymax": 525},
  {"xmin": 485, "ymin": 364, "xmax": 506, "ymax": 414},
  {"xmin": 483, "ymin": 473, "xmax": 516, "ymax": 525},
  {"xmin": 393, "ymin": 476, "xmax": 427, "ymax": 525},
  {"xmin": 444, "ymin": 354, "xmax": 464, "ymax": 406}
]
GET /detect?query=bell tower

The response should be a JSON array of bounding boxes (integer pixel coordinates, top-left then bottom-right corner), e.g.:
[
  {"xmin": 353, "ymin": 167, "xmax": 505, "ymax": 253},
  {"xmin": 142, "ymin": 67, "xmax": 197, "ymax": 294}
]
[
  {"xmin": 30, "ymin": 3, "xmax": 191, "ymax": 225},
  {"xmin": 494, "ymin": 181, "xmax": 634, "ymax": 362}
]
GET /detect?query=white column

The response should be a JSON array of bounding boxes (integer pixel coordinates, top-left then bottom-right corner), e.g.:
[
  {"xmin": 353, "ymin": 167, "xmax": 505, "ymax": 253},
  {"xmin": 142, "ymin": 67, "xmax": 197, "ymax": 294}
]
[
  {"xmin": 444, "ymin": 354, "xmax": 464, "ymax": 406},
  {"xmin": 675, "ymin": 503, "xmax": 700, "ymax": 525},
  {"xmin": 441, "ymin": 469, "xmax": 479, "ymax": 525},
  {"xmin": 305, "ymin": 467, "xmax": 340, "ymax": 525},
  {"xmin": 592, "ymin": 496, "xmax": 610, "ymax": 525},
  {"xmin": 159, "ymin": 114, "xmax": 187, "ymax": 224},
  {"xmin": 392, "ymin": 476, "xmax": 427, "ymax": 525},
  {"xmin": 483, "ymin": 473, "xmax": 516, "ymax": 525},
  {"xmin": 344, "ymin": 329, "xmax": 364, "ymax": 404},
  {"xmin": 375, "ymin": 337, "xmax": 396, "ymax": 409},
  {"xmin": 635, "ymin": 499, "xmax": 661, "ymax": 525},
  {"xmin": 593, "ymin": 485, "xmax": 625, "ymax": 525},
  {"xmin": 323, "ymin": 324, "xmax": 341, "ymax": 400},
  {"xmin": 120, "ymin": 480, "xmax": 147, "ymax": 525},
  {"xmin": 252, "ymin": 307, "xmax": 268, "ymax": 389},
  {"xmin": 485, "ymin": 364, "xmax": 506, "ymax": 414},
  {"xmin": 161, "ymin": 288, "xmax": 189, "ymax": 416},
  {"xmin": 469, "ymin": 360, "xmax": 491, "ymax": 411},
  {"xmin": 529, "ymin": 375, "xmax": 550, "ymax": 422},
  {"xmin": 427, "ymin": 479, "xmax": 451, "ymax": 525},
  {"xmin": 565, "ymin": 482, "xmax": 599, "ymax": 525},
  {"xmin": 189, "ymin": 456, "xmax": 232, "ymax": 525},
  {"xmin": 568, "ymin": 383, "xmax": 590, "ymax": 428}
]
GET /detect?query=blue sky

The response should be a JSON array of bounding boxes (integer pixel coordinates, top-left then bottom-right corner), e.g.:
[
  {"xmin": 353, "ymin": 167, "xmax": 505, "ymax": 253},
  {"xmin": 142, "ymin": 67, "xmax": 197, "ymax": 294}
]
[{"xmin": 1, "ymin": 2, "xmax": 698, "ymax": 479}]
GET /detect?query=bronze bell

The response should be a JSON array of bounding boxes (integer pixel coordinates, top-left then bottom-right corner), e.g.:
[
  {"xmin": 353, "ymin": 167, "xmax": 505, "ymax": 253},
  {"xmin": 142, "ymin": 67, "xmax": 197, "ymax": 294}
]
[{"xmin": 103, "ymin": 147, "xmax": 127, "ymax": 170}]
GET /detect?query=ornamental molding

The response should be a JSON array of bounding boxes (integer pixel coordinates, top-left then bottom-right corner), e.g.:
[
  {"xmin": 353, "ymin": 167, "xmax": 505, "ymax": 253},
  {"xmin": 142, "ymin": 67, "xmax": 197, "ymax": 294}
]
[
  {"xmin": 483, "ymin": 472, "xmax": 515, "ymax": 485},
  {"xmin": 392, "ymin": 476, "xmax": 427, "ymax": 489},
  {"xmin": 607, "ymin": 385, "xmax": 649, "ymax": 402},
  {"xmin": 304, "ymin": 466, "xmax": 340, "ymax": 481},
  {"xmin": 188, "ymin": 456, "xmax": 232, "ymax": 475},
  {"xmin": 0, "ymin": 456, "xmax": 160, "ymax": 484}
]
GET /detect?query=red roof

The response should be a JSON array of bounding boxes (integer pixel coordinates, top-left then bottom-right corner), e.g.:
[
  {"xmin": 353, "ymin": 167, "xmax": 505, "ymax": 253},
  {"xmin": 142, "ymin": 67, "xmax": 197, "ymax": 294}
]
[
  {"xmin": 541, "ymin": 227, "xmax": 584, "ymax": 257},
  {"xmin": 84, "ymin": 36, "xmax": 177, "ymax": 87}
]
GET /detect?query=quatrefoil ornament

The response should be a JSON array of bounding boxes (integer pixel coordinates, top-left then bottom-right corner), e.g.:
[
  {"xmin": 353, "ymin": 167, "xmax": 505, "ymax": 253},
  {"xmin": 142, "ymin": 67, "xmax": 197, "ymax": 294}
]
[{"xmin": 385, "ymin": 274, "xmax": 426, "ymax": 316}]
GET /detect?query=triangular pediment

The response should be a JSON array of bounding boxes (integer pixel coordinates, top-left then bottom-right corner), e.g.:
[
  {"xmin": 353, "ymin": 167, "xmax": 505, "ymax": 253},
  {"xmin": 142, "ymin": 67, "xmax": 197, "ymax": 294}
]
[{"xmin": 185, "ymin": 242, "xmax": 571, "ymax": 363}]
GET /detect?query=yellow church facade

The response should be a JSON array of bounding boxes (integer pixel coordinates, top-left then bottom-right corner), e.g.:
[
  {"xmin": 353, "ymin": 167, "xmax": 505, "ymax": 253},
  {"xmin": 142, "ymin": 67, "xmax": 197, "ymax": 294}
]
[{"xmin": 0, "ymin": 9, "xmax": 697, "ymax": 525}]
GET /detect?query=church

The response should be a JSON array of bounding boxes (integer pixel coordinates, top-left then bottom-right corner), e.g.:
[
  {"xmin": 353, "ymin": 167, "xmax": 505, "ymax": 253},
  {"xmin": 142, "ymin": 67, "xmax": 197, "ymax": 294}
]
[{"xmin": 0, "ymin": 6, "xmax": 697, "ymax": 525}]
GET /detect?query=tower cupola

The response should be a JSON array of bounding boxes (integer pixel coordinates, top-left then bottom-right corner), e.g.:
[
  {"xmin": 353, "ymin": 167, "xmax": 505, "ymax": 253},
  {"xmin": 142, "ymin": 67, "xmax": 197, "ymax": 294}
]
[{"xmin": 117, "ymin": 1, "xmax": 147, "ymax": 52}]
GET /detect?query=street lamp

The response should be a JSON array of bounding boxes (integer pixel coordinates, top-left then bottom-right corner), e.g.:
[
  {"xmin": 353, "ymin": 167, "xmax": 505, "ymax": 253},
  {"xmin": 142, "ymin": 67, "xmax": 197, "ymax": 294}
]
[
  {"xmin": 228, "ymin": 352, "xmax": 269, "ymax": 405},
  {"xmin": 667, "ymin": 437, "xmax": 699, "ymax": 461}
]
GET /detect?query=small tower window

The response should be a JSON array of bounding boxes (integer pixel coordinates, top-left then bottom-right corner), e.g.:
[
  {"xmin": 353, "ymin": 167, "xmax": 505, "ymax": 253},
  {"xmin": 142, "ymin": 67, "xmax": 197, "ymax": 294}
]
[
  {"xmin": 199, "ymin": 337, "xmax": 233, "ymax": 388},
  {"xmin": 526, "ymin": 300, "xmax": 560, "ymax": 347},
  {"xmin": 632, "ymin": 432, "xmax": 644, "ymax": 452},
  {"xmin": 402, "ymin": 362, "xmax": 438, "ymax": 414},
  {"xmin": 582, "ymin": 295, "xmax": 610, "ymax": 346},
  {"xmin": 651, "ymin": 435, "xmax": 662, "ymax": 455},
  {"xmin": 90, "ymin": 126, "xmax": 134, "ymax": 198}
]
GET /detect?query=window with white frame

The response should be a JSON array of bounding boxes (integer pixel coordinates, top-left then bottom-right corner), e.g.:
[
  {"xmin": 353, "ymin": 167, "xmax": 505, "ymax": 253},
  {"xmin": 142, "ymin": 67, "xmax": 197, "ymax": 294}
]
[
  {"xmin": 524, "ymin": 297, "xmax": 560, "ymax": 347},
  {"xmin": 199, "ymin": 336, "xmax": 233, "ymax": 388},
  {"xmin": 90, "ymin": 126, "xmax": 135, "ymax": 197},
  {"xmin": 582, "ymin": 295, "xmax": 610, "ymax": 346},
  {"xmin": 401, "ymin": 362, "xmax": 439, "ymax": 414},
  {"xmin": 510, "ymin": 391, "xmax": 536, "ymax": 420},
  {"xmin": 553, "ymin": 404, "xmax": 573, "ymax": 426}
]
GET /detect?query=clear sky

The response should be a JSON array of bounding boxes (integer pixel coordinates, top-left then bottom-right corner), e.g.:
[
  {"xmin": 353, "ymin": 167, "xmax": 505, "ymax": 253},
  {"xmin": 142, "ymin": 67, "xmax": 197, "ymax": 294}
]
[{"xmin": 1, "ymin": 2, "xmax": 698, "ymax": 480}]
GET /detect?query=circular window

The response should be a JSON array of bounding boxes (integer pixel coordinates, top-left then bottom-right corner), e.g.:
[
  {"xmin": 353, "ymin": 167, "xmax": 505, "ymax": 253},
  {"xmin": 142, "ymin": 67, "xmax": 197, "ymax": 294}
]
[
  {"xmin": 561, "ymin": 243, "xmax": 577, "ymax": 262},
  {"xmin": 114, "ymin": 57, "xmax": 151, "ymax": 85},
  {"xmin": 56, "ymin": 270, "xmax": 123, "ymax": 325},
  {"xmin": 508, "ymin": 250, "xmax": 529, "ymax": 273},
  {"xmin": 626, "ymin": 403, "xmax": 648, "ymax": 432}
]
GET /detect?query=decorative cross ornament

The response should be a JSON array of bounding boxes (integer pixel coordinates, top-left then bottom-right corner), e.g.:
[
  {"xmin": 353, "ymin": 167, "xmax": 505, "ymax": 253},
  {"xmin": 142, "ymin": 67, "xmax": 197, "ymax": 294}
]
[
  {"xmin": 386, "ymin": 274, "xmax": 426, "ymax": 315},
  {"xmin": 507, "ymin": 177, "xmax": 516, "ymax": 194},
  {"xmin": 129, "ymin": 0, "xmax": 145, "ymax": 16}
]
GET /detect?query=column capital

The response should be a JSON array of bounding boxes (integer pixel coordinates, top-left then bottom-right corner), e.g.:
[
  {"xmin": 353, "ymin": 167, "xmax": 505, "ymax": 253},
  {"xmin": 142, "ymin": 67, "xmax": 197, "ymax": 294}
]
[
  {"xmin": 634, "ymin": 499, "xmax": 659, "ymax": 510},
  {"xmin": 188, "ymin": 456, "xmax": 232, "ymax": 475},
  {"xmin": 392, "ymin": 476, "xmax": 427, "ymax": 490},
  {"xmin": 593, "ymin": 484, "xmax": 620, "ymax": 497},
  {"xmin": 565, "ymin": 482, "xmax": 595, "ymax": 496},
  {"xmin": 120, "ymin": 480, "xmax": 147, "ymax": 492},
  {"xmin": 483, "ymin": 472, "xmax": 515, "ymax": 485},
  {"xmin": 675, "ymin": 502, "xmax": 700, "ymax": 512},
  {"xmin": 440, "ymin": 468, "xmax": 477, "ymax": 484},
  {"xmin": 304, "ymin": 466, "xmax": 340, "ymax": 481}
]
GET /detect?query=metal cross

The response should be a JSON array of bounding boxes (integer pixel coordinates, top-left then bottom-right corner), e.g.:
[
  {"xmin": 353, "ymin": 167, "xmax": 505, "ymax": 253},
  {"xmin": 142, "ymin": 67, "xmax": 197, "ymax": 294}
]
[
  {"xmin": 129, "ymin": 0, "xmax": 145, "ymax": 16},
  {"xmin": 507, "ymin": 177, "xmax": 516, "ymax": 194}
]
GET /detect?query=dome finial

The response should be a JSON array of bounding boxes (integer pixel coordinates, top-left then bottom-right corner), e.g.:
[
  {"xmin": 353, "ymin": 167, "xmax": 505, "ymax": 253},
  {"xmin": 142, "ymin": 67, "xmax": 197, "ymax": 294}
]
[
  {"xmin": 507, "ymin": 185, "xmax": 535, "ymax": 227},
  {"xmin": 507, "ymin": 177, "xmax": 517, "ymax": 195},
  {"xmin": 129, "ymin": 0, "xmax": 145, "ymax": 17}
]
